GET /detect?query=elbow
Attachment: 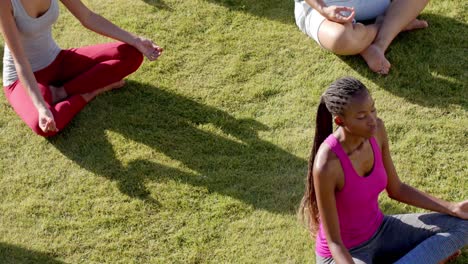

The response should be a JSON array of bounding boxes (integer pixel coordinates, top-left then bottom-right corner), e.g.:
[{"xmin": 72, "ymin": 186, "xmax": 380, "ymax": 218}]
[
  {"xmin": 387, "ymin": 191, "xmax": 399, "ymax": 200},
  {"xmin": 386, "ymin": 186, "xmax": 401, "ymax": 200},
  {"xmin": 386, "ymin": 183, "xmax": 406, "ymax": 201}
]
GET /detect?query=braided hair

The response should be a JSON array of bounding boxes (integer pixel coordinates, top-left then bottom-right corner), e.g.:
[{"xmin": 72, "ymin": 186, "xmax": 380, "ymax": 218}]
[{"xmin": 299, "ymin": 77, "xmax": 369, "ymax": 233}]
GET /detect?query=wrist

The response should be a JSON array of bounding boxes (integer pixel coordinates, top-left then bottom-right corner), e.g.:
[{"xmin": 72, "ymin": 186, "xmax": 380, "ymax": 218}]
[
  {"xmin": 318, "ymin": 5, "xmax": 327, "ymax": 16},
  {"xmin": 446, "ymin": 202, "xmax": 458, "ymax": 216},
  {"xmin": 129, "ymin": 35, "xmax": 141, "ymax": 47},
  {"xmin": 36, "ymin": 104, "xmax": 49, "ymax": 113}
]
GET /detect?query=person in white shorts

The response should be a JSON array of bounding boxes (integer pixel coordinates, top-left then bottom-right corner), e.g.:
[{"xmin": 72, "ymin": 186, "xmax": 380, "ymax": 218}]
[{"xmin": 294, "ymin": 0, "xmax": 429, "ymax": 74}]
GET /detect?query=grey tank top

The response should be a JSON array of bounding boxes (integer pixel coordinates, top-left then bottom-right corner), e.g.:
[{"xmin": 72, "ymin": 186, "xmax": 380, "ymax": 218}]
[{"xmin": 2, "ymin": 0, "xmax": 61, "ymax": 87}]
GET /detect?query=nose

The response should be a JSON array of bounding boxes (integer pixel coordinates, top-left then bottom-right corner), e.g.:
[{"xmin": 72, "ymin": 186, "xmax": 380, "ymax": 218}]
[{"xmin": 368, "ymin": 115, "xmax": 377, "ymax": 127}]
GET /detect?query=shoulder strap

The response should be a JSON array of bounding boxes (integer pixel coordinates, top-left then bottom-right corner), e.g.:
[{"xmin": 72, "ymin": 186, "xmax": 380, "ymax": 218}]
[
  {"xmin": 324, "ymin": 134, "xmax": 354, "ymax": 172},
  {"xmin": 10, "ymin": 0, "xmax": 24, "ymax": 17}
]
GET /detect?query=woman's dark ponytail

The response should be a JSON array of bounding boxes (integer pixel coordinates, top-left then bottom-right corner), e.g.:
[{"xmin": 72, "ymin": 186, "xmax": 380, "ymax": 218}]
[
  {"xmin": 299, "ymin": 97, "xmax": 333, "ymax": 233},
  {"xmin": 313, "ymin": 98, "xmax": 333, "ymax": 160}
]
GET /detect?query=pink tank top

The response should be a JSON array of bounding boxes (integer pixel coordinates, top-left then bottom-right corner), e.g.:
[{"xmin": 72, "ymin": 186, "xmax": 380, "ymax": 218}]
[{"xmin": 315, "ymin": 134, "xmax": 388, "ymax": 257}]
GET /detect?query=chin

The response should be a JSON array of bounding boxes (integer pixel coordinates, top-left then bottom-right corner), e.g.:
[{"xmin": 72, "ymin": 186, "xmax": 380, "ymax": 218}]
[
  {"xmin": 360, "ymin": 129, "xmax": 376, "ymax": 139},
  {"xmin": 367, "ymin": 128, "xmax": 377, "ymax": 138}
]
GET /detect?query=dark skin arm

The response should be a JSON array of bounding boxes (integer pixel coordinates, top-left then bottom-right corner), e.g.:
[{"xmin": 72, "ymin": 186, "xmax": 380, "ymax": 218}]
[
  {"xmin": 377, "ymin": 119, "xmax": 468, "ymax": 219},
  {"xmin": 313, "ymin": 144, "xmax": 354, "ymax": 264}
]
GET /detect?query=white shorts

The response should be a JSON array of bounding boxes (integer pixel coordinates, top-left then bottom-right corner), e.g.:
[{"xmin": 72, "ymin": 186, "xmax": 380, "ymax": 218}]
[{"xmin": 294, "ymin": 0, "xmax": 391, "ymax": 46}]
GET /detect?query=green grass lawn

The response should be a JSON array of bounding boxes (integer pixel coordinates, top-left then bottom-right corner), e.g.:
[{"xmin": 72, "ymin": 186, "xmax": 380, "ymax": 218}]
[{"xmin": 0, "ymin": 0, "xmax": 466, "ymax": 263}]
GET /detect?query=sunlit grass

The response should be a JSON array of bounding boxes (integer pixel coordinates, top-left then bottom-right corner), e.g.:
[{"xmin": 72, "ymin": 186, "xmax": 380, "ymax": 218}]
[{"xmin": 0, "ymin": 0, "xmax": 466, "ymax": 263}]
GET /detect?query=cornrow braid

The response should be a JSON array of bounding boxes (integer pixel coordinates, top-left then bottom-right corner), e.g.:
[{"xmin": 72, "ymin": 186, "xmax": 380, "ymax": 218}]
[
  {"xmin": 299, "ymin": 77, "xmax": 368, "ymax": 234},
  {"xmin": 322, "ymin": 77, "xmax": 368, "ymax": 116}
]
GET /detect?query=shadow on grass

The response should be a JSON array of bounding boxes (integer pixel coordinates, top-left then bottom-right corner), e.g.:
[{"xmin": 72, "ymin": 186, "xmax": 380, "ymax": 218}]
[
  {"xmin": 0, "ymin": 243, "xmax": 65, "ymax": 264},
  {"xmin": 50, "ymin": 81, "xmax": 307, "ymax": 214},
  {"xmin": 339, "ymin": 13, "xmax": 467, "ymax": 110}
]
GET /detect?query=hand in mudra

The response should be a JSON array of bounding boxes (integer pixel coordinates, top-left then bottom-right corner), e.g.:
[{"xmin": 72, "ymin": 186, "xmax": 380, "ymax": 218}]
[
  {"xmin": 452, "ymin": 200, "xmax": 468, "ymax": 220},
  {"xmin": 322, "ymin": 5, "xmax": 355, "ymax": 24},
  {"xmin": 134, "ymin": 37, "xmax": 163, "ymax": 61},
  {"xmin": 38, "ymin": 108, "xmax": 57, "ymax": 133}
]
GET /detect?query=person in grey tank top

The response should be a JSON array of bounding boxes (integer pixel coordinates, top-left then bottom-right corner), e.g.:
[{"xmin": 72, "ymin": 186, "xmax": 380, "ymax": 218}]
[
  {"xmin": 0, "ymin": 0, "xmax": 163, "ymax": 137},
  {"xmin": 294, "ymin": 0, "xmax": 430, "ymax": 75}
]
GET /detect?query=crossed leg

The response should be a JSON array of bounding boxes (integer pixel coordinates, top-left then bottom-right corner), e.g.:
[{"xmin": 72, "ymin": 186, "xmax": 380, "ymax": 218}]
[
  {"xmin": 51, "ymin": 79, "xmax": 126, "ymax": 103},
  {"xmin": 361, "ymin": 0, "xmax": 429, "ymax": 74},
  {"xmin": 5, "ymin": 42, "xmax": 144, "ymax": 137},
  {"xmin": 317, "ymin": 0, "xmax": 429, "ymax": 74}
]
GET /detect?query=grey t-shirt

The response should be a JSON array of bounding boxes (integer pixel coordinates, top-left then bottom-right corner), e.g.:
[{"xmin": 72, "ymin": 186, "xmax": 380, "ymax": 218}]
[{"xmin": 2, "ymin": 0, "xmax": 61, "ymax": 86}]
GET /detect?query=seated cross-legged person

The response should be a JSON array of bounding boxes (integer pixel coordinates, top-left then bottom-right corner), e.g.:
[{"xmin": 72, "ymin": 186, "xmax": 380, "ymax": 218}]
[
  {"xmin": 0, "ymin": 0, "xmax": 163, "ymax": 137},
  {"xmin": 301, "ymin": 77, "xmax": 467, "ymax": 264},
  {"xmin": 294, "ymin": 0, "xmax": 429, "ymax": 74}
]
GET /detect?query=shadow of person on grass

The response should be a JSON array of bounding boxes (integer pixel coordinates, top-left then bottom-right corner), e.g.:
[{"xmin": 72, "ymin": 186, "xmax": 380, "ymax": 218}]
[
  {"xmin": 339, "ymin": 13, "xmax": 467, "ymax": 110},
  {"xmin": 0, "ymin": 243, "xmax": 65, "ymax": 264},
  {"xmin": 50, "ymin": 81, "xmax": 307, "ymax": 214}
]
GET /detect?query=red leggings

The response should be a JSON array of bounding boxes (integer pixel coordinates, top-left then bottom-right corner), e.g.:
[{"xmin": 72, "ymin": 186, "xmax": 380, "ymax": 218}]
[{"xmin": 4, "ymin": 42, "xmax": 144, "ymax": 137}]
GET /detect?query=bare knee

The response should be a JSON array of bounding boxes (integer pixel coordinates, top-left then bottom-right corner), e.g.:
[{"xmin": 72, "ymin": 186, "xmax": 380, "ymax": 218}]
[{"xmin": 319, "ymin": 22, "xmax": 376, "ymax": 55}]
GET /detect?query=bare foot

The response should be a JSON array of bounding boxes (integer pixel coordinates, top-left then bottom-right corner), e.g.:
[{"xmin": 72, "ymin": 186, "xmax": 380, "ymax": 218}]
[
  {"xmin": 49, "ymin": 85, "xmax": 68, "ymax": 104},
  {"xmin": 438, "ymin": 250, "xmax": 462, "ymax": 264},
  {"xmin": 360, "ymin": 44, "xmax": 391, "ymax": 75},
  {"xmin": 81, "ymin": 80, "xmax": 126, "ymax": 102},
  {"xmin": 403, "ymin": 18, "xmax": 429, "ymax": 31}
]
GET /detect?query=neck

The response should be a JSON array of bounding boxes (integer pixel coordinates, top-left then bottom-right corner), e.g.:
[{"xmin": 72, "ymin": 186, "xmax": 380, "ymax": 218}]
[{"xmin": 335, "ymin": 127, "xmax": 366, "ymax": 154}]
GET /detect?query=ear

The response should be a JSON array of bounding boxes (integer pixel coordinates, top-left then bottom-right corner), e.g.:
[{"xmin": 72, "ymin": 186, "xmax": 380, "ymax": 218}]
[{"xmin": 334, "ymin": 116, "xmax": 344, "ymax": 126}]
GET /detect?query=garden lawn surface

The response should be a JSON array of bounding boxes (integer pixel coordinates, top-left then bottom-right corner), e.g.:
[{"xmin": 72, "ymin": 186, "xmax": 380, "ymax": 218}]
[{"xmin": 0, "ymin": 0, "xmax": 466, "ymax": 263}]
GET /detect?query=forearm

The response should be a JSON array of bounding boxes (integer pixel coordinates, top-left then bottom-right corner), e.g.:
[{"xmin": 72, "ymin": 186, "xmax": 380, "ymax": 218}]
[
  {"xmin": 82, "ymin": 12, "xmax": 138, "ymax": 46},
  {"xmin": 77, "ymin": 10, "xmax": 162, "ymax": 61},
  {"xmin": 389, "ymin": 183, "xmax": 455, "ymax": 216},
  {"xmin": 305, "ymin": 0, "xmax": 328, "ymax": 13},
  {"xmin": 16, "ymin": 65, "xmax": 48, "ymax": 111}
]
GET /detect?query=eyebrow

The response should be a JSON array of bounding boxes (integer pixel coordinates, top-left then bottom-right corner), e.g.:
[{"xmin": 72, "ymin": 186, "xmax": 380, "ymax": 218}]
[{"xmin": 356, "ymin": 102, "xmax": 375, "ymax": 114}]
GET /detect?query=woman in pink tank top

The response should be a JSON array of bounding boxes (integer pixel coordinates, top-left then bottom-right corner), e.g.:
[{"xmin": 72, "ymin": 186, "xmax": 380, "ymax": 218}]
[{"xmin": 299, "ymin": 77, "xmax": 467, "ymax": 264}]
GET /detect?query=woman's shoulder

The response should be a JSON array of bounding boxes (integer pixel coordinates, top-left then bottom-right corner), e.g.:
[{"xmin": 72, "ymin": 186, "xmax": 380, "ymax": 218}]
[
  {"xmin": 313, "ymin": 140, "xmax": 343, "ymax": 182},
  {"xmin": 0, "ymin": 1, "xmax": 14, "ymax": 28},
  {"xmin": 374, "ymin": 118, "xmax": 389, "ymax": 149},
  {"xmin": 0, "ymin": 0, "xmax": 13, "ymax": 12}
]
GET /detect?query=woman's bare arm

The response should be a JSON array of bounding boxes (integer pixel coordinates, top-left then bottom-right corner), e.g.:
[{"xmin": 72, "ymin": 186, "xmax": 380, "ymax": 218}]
[
  {"xmin": 60, "ymin": 0, "xmax": 162, "ymax": 60},
  {"xmin": 0, "ymin": 0, "xmax": 57, "ymax": 132},
  {"xmin": 314, "ymin": 146, "xmax": 355, "ymax": 264},
  {"xmin": 377, "ymin": 119, "xmax": 467, "ymax": 219}
]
